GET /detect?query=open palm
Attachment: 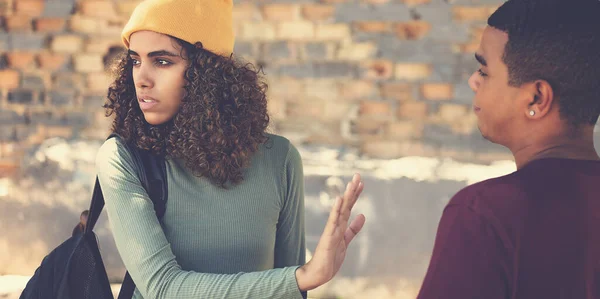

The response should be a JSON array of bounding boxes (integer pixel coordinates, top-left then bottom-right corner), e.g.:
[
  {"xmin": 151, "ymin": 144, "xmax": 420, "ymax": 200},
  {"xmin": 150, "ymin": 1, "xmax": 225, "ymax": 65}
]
[{"xmin": 296, "ymin": 173, "xmax": 366, "ymax": 291}]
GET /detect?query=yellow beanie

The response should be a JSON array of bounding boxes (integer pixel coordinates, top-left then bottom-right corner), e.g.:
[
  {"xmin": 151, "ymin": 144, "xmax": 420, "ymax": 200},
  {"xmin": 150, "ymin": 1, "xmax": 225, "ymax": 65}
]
[{"xmin": 121, "ymin": 0, "xmax": 235, "ymax": 57}]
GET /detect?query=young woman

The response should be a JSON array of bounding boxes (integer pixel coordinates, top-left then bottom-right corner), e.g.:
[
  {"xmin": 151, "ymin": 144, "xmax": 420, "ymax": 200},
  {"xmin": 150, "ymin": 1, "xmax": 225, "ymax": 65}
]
[{"xmin": 95, "ymin": 0, "xmax": 366, "ymax": 298}]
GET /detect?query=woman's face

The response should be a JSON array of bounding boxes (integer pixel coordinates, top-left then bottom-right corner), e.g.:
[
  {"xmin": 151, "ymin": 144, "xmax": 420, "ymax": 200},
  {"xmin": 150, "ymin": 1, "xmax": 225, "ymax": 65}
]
[{"xmin": 128, "ymin": 31, "xmax": 188, "ymax": 125}]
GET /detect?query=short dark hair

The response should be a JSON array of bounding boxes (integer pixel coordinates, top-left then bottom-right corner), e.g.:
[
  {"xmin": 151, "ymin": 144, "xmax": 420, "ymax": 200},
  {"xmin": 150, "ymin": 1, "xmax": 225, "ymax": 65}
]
[{"xmin": 488, "ymin": 0, "xmax": 600, "ymax": 126}]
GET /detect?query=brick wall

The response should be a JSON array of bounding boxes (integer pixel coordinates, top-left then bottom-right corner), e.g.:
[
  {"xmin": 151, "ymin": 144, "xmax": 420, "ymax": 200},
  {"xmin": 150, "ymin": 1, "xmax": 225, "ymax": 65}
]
[{"xmin": 0, "ymin": 0, "xmax": 510, "ymax": 177}]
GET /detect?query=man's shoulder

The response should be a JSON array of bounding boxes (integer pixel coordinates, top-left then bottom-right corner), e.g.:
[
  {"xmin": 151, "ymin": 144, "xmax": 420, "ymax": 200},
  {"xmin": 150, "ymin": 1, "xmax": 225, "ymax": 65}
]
[{"xmin": 449, "ymin": 171, "xmax": 525, "ymax": 209}]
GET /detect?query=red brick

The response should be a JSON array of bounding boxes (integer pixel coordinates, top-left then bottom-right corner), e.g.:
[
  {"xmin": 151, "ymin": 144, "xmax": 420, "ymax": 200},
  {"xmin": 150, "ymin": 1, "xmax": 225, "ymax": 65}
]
[
  {"xmin": 286, "ymin": 100, "xmax": 326, "ymax": 119},
  {"xmin": 401, "ymin": 0, "xmax": 431, "ymax": 5},
  {"xmin": 5, "ymin": 52, "xmax": 35, "ymax": 69},
  {"xmin": 397, "ymin": 101, "xmax": 428, "ymax": 119},
  {"xmin": 0, "ymin": 70, "xmax": 20, "ymax": 89},
  {"xmin": 353, "ymin": 118, "xmax": 388, "ymax": 136},
  {"xmin": 453, "ymin": 6, "xmax": 497, "ymax": 22},
  {"xmin": 46, "ymin": 126, "xmax": 73, "ymax": 138},
  {"xmin": 78, "ymin": 0, "xmax": 116, "ymax": 18},
  {"xmin": 359, "ymin": 101, "xmax": 392, "ymax": 118},
  {"xmin": 262, "ymin": 4, "xmax": 299, "ymax": 21},
  {"xmin": 278, "ymin": 21, "xmax": 314, "ymax": 40},
  {"xmin": 240, "ymin": 23, "xmax": 276, "ymax": 41},
  {"xmin": 302, "ymin": 4, "xmax": 335, "ymax": 21},
  {"xmin": 381, "ymin": 82, "xmax": 413, "ymax": 102},
  {"xmin": 304, "ymin": 80, "xmax": 338, "ymax": 100},
  {"xmin": 85, "ymin": 37, "xmax": 123, "ymax": 54},
  {"xmin": 386, "ymin": 121, "xmax": 423, "ymax": 139},
  {"xmin": 395, "ymin": 21, "xmax": 431, "ymax": 40},
  {"xmin": 337, "ymin": 42, "xmax": 376, "ymax": 60},
  {"xmin": 37, "ymin": 52, "xmax": 68, "ymax": 71},
  {"xmin": 34, "ymin": 18, "xmax": 66, "ymax": 32},
  {"xmin": 315, "ymin": 24, "xmax": 351, "ymax": 41},
  {"xmin": 4, "ymin": 15, "xmax": 32, "ymax": 31},
  {"xmin": 361, "ymin": 60, "xmax": 394, "ymax": 80},
  {"xmin": 0, "ymin": 159, "xmax": 19, "ymax": 178},
  {"xmin": 438, "ymin": 103, "xmax": 468, "ymax": 122},
  {"xmin": 395, "ymin": 63, "xmax": 432, "ymax": 81},
  {"xmin": 354, "ymin": 21, "xmax": 390, "ymax": 33},
  {"xmin": 69, "ymin": 15, "xmax": 104, "ymax": 34},
  {"xmin": 323, "ymin": 101, "xmax": 353, "ymax": 121},
  {"xmin": 0, "ymin": 142, "xmax": 19, "ymax": 158},
  {"xmin": 14, "ymin": 0, "xmax": 44, "ymax": 17},
  {"xmin": 421, "ymin": 83, "xmax": 453, "ymax": 100},
  {"xmin": 26, "ymin": 125, "xmax": 45, "ymax": 144},
  {"xmin": 51, "ymin": 35, "xmax": 84, "ymax": 53},
  {"xmin": 339, "ymin": 80, "xmax": 378, "ymax": 100},
  {"xmin": 361, "ymin": 0, "xmax": 390, "ymax": 4},
  {"xmin": 74, "ymin": 54, "xmax": 104, "ymax": 73}
]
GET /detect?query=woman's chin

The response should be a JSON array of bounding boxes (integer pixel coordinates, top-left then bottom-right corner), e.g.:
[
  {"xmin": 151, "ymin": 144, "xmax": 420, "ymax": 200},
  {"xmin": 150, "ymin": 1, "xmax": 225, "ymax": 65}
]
[{"xmin": 143, "ymin": 113, "xmax": 168, "ymax": 126}]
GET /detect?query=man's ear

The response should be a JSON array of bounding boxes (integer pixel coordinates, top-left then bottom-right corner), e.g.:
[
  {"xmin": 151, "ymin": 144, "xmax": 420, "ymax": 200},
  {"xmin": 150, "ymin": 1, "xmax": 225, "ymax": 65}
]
[{"xmin": 524, "ymin": 80, "xmax": 554, "ymax": 119}]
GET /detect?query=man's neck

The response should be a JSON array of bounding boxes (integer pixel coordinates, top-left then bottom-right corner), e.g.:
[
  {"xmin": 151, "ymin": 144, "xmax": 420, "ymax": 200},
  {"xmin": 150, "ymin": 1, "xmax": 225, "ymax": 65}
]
[{"xmin": 511, "ymin": 126, "xmax": 599, "ymax": 169}]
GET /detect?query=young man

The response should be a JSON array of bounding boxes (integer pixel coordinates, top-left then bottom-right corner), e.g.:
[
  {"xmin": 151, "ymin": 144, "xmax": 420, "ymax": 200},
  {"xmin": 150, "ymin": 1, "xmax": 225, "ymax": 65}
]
[{"xmin": 418, "ymin": 0, "xmax": 600, "ymax": 298}]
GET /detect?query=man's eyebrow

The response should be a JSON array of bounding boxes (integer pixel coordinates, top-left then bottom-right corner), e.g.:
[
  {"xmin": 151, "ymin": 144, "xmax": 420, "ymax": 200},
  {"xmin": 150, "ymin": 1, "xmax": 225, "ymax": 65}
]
[
  {"xmin": 127, "ymin": 49, "xmax": 179, "ymax": 58},
  {"xmin": 475, "ymin": 53, "xmax": 488, "ymax": 67}
]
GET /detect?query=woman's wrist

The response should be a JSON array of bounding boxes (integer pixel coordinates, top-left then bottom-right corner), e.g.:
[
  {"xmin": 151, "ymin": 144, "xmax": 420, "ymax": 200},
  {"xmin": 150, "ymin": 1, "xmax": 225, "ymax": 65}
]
[{"xmin": 295, "ymin": 264, "xmax": 312, "ymax": 292}]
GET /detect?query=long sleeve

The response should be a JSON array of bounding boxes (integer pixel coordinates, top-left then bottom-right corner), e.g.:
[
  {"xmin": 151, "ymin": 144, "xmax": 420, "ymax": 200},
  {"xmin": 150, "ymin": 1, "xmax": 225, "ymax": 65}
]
[
  {"xmin": 96, "ymin": 137, "xmax": 304, "ymax": 299},
  {"xmin": 417, "ymin": 202, "xmax": 509, "ymax": 299},
  {"xmin": 274, "ymin": 143, "xmax": 306, "ymax": 298}
]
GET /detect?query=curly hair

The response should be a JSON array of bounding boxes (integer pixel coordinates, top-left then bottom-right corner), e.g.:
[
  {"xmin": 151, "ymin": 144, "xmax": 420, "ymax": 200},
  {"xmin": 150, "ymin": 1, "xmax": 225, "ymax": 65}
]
[{"xmin": 104, "ymin": 37, "xmax": 270, "ymax": 187}]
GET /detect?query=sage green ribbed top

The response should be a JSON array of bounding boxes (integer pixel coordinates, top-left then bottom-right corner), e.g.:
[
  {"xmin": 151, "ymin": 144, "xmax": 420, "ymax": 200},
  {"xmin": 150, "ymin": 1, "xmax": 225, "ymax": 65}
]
[{"xmin": 95, "ymin": 134, "xmax": 306, "ymax": 299}]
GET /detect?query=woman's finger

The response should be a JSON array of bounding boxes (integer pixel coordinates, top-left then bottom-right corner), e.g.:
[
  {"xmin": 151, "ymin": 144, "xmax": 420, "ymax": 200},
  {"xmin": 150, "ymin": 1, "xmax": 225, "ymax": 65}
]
[
  {"xmin": 344, "ymin": 214, "xmax": 366, "ymax": 245},
  {"xmin": 323, "ymin": 196, "xmax": 342, "ymax": 237},
  {"xmin": 341, "ymin": 174, "xmax": 360, "ymax": 214},
  {"xmin": 347, "ymin": 181, "xmax": 364, "ymax": 211}
]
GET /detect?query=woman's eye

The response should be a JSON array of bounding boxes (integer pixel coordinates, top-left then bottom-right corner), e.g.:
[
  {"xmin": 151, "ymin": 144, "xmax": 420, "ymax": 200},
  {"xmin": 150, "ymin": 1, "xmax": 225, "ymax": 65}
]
[
  {"xmin": 156, "ymin": 59, "xmax": 171, "ymax": 66},
  {"xmin": 131, "ymin": 58, "xmax": 140, "ymax": 66},
  {"xmin": 477, "ymin": 69, "xmax": 488, "ymax": 77}
]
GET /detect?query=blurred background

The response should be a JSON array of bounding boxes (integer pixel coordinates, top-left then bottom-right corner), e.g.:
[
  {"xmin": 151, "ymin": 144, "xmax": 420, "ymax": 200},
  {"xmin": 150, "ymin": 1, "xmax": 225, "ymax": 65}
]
[{"xmin": 3, "ymin": 0, "xmax": 597, "ymax": 298}]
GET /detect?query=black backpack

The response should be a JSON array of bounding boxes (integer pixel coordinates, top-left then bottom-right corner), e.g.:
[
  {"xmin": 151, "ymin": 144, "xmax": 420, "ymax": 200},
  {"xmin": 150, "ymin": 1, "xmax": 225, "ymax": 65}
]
[{"xmin": 20, "ymin": 134, "xmax": 168, "ymax": 299}]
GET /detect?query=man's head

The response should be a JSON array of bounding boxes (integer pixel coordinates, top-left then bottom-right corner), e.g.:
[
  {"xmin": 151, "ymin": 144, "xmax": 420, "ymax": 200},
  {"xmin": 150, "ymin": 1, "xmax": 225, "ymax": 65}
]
[{"xmin": 468, "ymin": 0, "xmax": 600, "ymax": 148}]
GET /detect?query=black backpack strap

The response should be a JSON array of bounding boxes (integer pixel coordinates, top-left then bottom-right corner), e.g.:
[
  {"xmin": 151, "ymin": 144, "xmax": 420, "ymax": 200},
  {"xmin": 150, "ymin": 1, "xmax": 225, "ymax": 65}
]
[
  {"xmin": 136, "ymin": 147, "xmax": 168, "ymax": 219},
  {"xmin": 85, "ymin": 178, "xmax": 104, "ymax": 233},
  {"xmin": 87, "ymin": 133, "xmax": 167, "ymax": 299}
]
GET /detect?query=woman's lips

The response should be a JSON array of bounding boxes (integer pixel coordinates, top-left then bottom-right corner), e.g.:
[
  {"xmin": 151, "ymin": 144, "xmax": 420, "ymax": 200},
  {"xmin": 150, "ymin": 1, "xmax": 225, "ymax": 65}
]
[{"xmin": 138, "ymin": 96, "xmax": 159, "ymax": 111}]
